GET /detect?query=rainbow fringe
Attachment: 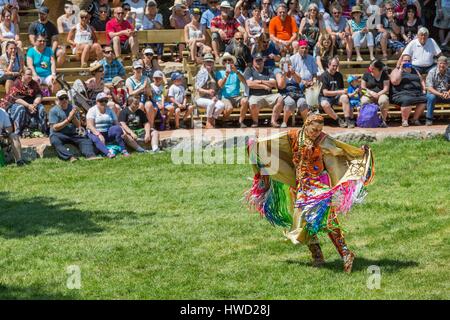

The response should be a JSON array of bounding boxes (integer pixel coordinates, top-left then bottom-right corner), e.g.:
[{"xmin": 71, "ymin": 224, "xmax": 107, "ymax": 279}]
[{"xmin": 245, "ymin": 173, "xmax": 293, "ymax": 228}]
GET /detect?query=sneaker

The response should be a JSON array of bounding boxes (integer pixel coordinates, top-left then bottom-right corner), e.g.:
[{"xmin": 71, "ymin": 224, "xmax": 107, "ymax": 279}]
[
  {"xmin": 271, "ymin": 122, "xmax": 281, "ymax": 128},
  {"xmin": 379, "ymin": 121, "xmax": 388, "ymax": 128},
  {"xmin": 343, "ymin": 251, "xmax": 355, "ymax": 273},
  {"xmin": 425, "ymin": 119, "xmax": 433, "ymax": 126},
  {"xmin": 338, "ymin": 118, "xmax": 347, "ymax": 128},
  {"xmin": 239, "ymin": 122, "xmax": 247, "ymax": 128},
  {"xmin": 69, "ymin": 156, "xmax": 78, "ymax": 163},
  {"xmin": 412, "ymin": 119, "xmax": 422, "ymax": 126},
  {"xmin": 121, "ymin": 150, "xmax": 131, "ymax": 157},
  {"xmin": 347, "ymin": 119, "xmax": 355, "ymax": 128},
  {"xmin": 16, "ymin": 159, "xmax": 26, "ymax": 166},
  {"xmin": 106, "ymin": 152, "xmax": 116, "ymax": 159},
  {"xmin": 251, "ymin": 122, "xmax": 258, "ymax": 128},
  {"xmin": 280, "ymin": 122, "xmax": 288, "ymax": 128},
  {"xmin": 402, "ymin": 120, "xmax": 409, "ymax": 127}
]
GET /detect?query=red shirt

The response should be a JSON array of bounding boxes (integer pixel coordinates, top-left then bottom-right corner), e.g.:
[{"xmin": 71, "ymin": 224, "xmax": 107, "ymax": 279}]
[
  {"xmin": 210, "ymin": 16, "xmax": 241, "ymax": 43},
  {"xmin": 106, "ymin": 18, "xmax": 133, "ymax": 43}
]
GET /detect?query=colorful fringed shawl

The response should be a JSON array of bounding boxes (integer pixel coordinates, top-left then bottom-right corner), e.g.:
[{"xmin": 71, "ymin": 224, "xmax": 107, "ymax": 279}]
[{"xmin": 245, "ymin": 129, "xmax": 375, "ymax": 235}]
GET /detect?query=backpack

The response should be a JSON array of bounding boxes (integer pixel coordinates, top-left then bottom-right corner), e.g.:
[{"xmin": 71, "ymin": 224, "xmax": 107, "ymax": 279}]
[{"xmin": 356, "ymin": 103, "xmax": 382, "ymax": 128}]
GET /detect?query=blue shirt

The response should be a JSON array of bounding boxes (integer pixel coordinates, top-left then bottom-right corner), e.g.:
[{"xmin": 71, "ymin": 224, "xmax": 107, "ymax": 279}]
[
  {"xmin": 215, "ymin": 70, "xmax": 241, "ymax": 98},
  {"xmin": 261, "ymin": 42, "xmax": 280, "ymax": 69},
  {"xmin": 48, "ymin": 104, "xmax": 78, "ymax": 135},
  {"xmin": 290, "ymin": 53, "xmax": 318, "ymax": 81},
  {"xmin": 27, "ymin": 47, "xmax": 54, "ymax": 78},
  {"xmin": 347, "ymin": 85, "xmax": 361, "ymax": 107},
  {"xmin": 200, "ymin": 8, "xmax": 220, "ymax": 29},
  {"xmin": 100, "ymin": 58, "xmax": 126, "ymax": 83}
]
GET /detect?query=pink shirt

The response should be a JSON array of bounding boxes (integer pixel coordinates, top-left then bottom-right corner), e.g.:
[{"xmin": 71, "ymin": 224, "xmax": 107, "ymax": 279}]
[{"xmin": 106, "ymin": 18, "xmax": 133, "ymax": 43}]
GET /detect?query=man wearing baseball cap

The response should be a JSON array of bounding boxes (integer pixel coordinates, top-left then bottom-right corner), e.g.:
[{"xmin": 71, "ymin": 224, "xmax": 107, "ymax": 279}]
[
  {"xmin": 48, "ymin": 90, "xmax": 98, "ymax": 162},
  {"xmin": 244, "ymin": 53, "xmax": 284, "ymax": 128},
  {"xmin": 28, "ymin": 6, "xmax": 66, "ymax": 67},
  {"xmin": 210, "ymin": 1, "xmax": 246, "ymax": 60}
]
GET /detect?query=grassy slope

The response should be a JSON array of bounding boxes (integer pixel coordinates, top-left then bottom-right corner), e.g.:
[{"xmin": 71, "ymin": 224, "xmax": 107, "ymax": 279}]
[{"xmin": 0, "ymin": 137, "xmax": 449, "ymax": 299}]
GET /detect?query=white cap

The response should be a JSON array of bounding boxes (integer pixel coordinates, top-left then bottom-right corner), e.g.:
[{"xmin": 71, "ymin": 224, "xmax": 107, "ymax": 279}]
[
  {"xmin": 220, "ymin": 1, "xmax": 232, "ymax": 8},
  {"xmin": 144, "ymin": 48, "xmax": 155, "ymax": 55},
  {"xmin": 96, "ymin": 92, "xmax": 108, "ymax": 101},
  {"xmin": 56, "ymin": 90, "xmax": 68, "ymax": 98}
]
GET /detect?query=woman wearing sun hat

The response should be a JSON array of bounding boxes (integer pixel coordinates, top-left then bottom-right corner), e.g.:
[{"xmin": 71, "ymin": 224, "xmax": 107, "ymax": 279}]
[{"xmin": 347, "ymin": 5, "xmax": 375, "ymax": 61}]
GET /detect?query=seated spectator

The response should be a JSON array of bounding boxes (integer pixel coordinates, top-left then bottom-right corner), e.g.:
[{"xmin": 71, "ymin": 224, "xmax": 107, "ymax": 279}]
[
  {"xmin": 151, "ymin": 70, "xmax": 173, "ymax": 131},
  {"xmin": 106, "ymin": 6, "xmax": 139, "ymax": 61},
  {"xmin": 361, "ymin": 59, "xmax": 390, "ymax": 127},
  {"xmin": 28, "ymin": 6, "xmax": 66, "ymax": 67},
  {"xmin": 190, "ymin": 0, "xmax": 209, "ymax": 15},
  {"xmin": 394, "ymin": 0, "xmax": 421, "ymax": 23},
  {"xmin": 123, "ymin": 2, "xmax": 136, "ymax": 28},
  {"xmin": 425, "ymin": 56, "xmax": 450, "ymax": 126},
  {"xmin": 85, "ymin": 61, "xmax": 109, "ymax": 104},
  {"xmin": 313, "ymin": 34, "xmax": 337, "ymax": 75},
  {"xmin": 402, "ymin": 27, "xmax": 442, "ymax": 75},
  {"xmin": 111, "ymin": 76, "xmax": 127, "ymax": 112},
  {"xmin": 49, "ymin": 90, "xmax": 98, "ymax": 162},
  {"xmin": 0, "ymin": 2, "xmax": 19, "ymax": 25},
  {"xmin": 210, "ymin": 1, "xmax": 245, "ymax": 60},
  {"xmin": 364, "ymin": 0, "xmax": 381, "ymax": 18},
  {"xmin": 434, "ymin": 0, "xmax": 450, "ymax": 48},
  {"xmin": 269, "ymin": 3, "xmax": 298, "ymax": 54},
  {"xmin": 390, "ymin": 54, "xmax": 426, "ymax": 127},
  {"xmin": 26, "ymin": 34, "xmax": 57, "ymax": 94},
  {"xmin": 339, "ymin": 0, "xmax": 353, "ymax": 19},
  {"xmin": 0, "ymin": 41, "xmax": 24, "ymax": 94},
  {"xmin": 0, "ymin": 68, "xmax": 47, "ymax": 136},
  {"xmin": 0, "ymin": 107, "xmax": 25, "ymax": 166},
  {"xmin": 195, "ymin": 53, "xmax": 225, "ymax": 129},
  {"xmin": 288, "ymin": 0, "xmax": 303, "ymax": 26},
  {"xmin": 185, "ymin": 7, "xmax": 211, "ymax": 64},
  {"xmin": 216, "ymin": 52, "xmax": 249, "ymax": 128},
  {"xmin": 261, "ymin": 0, "xmax": 275, "ymax": 28},
  {"xmin": 67, "ymin": 10, "xmax": 103, "ymax": 68},
  {"xmin": 348, "ymin": 5, "xmax": 375, "ymax": 61},
  {"xmin": 88, "ymin": 0, "xmax": 111, "ymax": 22},
  {"xmin": 200, "ymin": 0, "xmax": 220, "ymax": 29},
  {"xmin": 90, "ymin": 4, "xmax": 110, "ymax": 31},
  {"xmin": 127, "ymin": 0, "xmax": 147, "ymax": 30},
  {"xmin": 126, "ymin": 60, "xmax": 156, "ymax": 128},
  {"xmin": 235, "ymin": 0, "xmax": 252, "ymax": 26},
  {"xmin": 100, "ymin": 46, "xmax": 126, "ymax": 85},
  {"xmin": 86, "ymin": 92, "xmax": 130, "ymax": 158},
  {"xmin": 142, "ymin": 48, "xmax": 161, "ymax": 79},
  {"xmin": 0, "ymin": 6, "xmax": 22, "ymax": 52},
  {"xmin": 375, "ymin": 2, "xmax": 405, "ymax": 60},
  {"xmin": 401, "ymin": 4, "xmax": 421, "ymax": 44},
  {"xmin": 119, "ymin": 96, "xmax": 161, "ymax": 153},
  {"xmin": 244, "ymin": 52, "xmax": 284, "ymax": 128},
  {"xmin": 291, "ymin": 39, "xmax": 318, "ymax": 86},
  {"xmin": 255, "ymin": 33, "xmax": 281, "ymax": 74},
  {"xmin": 142, "ymin": 1, "xmax": 164, "ymax": 60},
  {"xmin": 168, "ymin": 72, "xmax": 194, "ymax": 129},
  {"xmin": 319, "ymin": 57, "xmax": 352, "ymax": 128},
  {"xmin": 245, "ymin": 4, "xmax": 264, "ymax": 52},
  {"xmin": 347, "ymin": 75, "xmax": 361, "ymax": 109},
  {"xmin": 57, "ymin": 2, "xmax": 78, "ymax": 33},
  {"xmin": 169, "ymin": 0, "xmax": 191, "ymax": 62},
  {"xmin": 298, "ymin": 3, "xmax": 324, "ymax": 51},
  {"xmin": 225, "ymin": 31, "xmax": 252, "ymax": 72},
  {"xmin": 325, "ymin": 2, "xmax": 351, "ymax": 62},
  {"xmin": 278, "ymin": 56, "xmax": 309, "ymax": 127}
]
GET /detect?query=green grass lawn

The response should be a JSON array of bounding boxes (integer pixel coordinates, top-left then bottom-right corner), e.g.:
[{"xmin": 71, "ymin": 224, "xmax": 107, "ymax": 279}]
[{"xmin": 0, "ymin": 137, "xmax": 449, "ymax": 299}]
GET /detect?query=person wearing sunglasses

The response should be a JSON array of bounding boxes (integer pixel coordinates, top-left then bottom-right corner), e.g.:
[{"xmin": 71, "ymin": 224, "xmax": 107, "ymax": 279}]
[
  {"xmin": 325, "ymin": 2, "xmax": 352, "ymax": 62},
  {"xmin": 99, "ymin": 46, "xmax": 126, "ymax": 85},
  {"xmin": 57, "ymin": 2, "xmax": 78, "ymax": 33},
  {"xmin": 90, "ymin": 4, "xmax": 110, "ymax": 32},
  {"xmin": 86, "ymin": 92, "xmax": 130, "ymax": 158},
  {"xmin": 390, "ymin": 54, "xmax": 427, "ymax": 127},
  {"xmin": 67, "ymin": 10, "xmax": 103, "ymax": 68},
  {"xmin": 48, "ymin": 90, "xmax": 99, "ymax": 162},
  {"xmin": 106, "ymin": 6, "xmax": 139, "ymax": 61},
  {"xmin": 87, "ymin": 0, "xmax": 111, "ymax": 22},
  {"xmin": 298, "ymin": 3, "xmax": 324, "ymax": 52},
  {"xmin": 375, "ymin": 2, "xmax": 405, "ymax": 61},
  {"xmin": 185, "ymin": 7, "xmax": 212, "ymax": 63}
]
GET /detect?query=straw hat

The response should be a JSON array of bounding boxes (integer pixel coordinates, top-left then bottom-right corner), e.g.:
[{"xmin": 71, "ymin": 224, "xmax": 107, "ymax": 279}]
[
  {"xmin": 351, "ymin": 5, "xmax": 362, "ymax": 14},
  {"xmin": 89, "ymin": 61, "xmax": 102, "ymax": 72},
  {"xmin": 219, "ymin": 52, "xmax": 237, "ymax": 65}
]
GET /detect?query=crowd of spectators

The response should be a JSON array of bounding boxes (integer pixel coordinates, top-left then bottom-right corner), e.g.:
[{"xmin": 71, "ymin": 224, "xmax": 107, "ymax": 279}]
[{"xmin": 0, "ymin": 0, "xmax": 449, "ymax": 166}]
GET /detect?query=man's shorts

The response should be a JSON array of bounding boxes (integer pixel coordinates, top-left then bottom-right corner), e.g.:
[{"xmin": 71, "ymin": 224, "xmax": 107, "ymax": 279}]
[
  {"xmin": 283, "ymin": 95, "xmax": 309, "ymax": 112},
  {"xmin": 320, "ymin": 95, "xmax": 341, "ymax": 107},
  {"xmin": 249, "ymin": 93, "xmax": 281, "ymax": 108},
  {"xmin": 211, "ymin": 32, "xmax": 229, "ymax": 53},
  {"xmin": 222, "ymin": 96, "xmax": 246, "ymax": 110}
]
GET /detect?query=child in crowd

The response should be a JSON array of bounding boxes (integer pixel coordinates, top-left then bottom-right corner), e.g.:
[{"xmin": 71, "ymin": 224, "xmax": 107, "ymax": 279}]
[
  {"xmin": 347, "ymin": 75, "xmax": 361, "ymax": 108},
  {"xmin": 151, "ymin": 70, "xmax": 174, "ymax": 130},
  {"xmin": 111, "ymin": 76, "xmax": 127, "ymax": 116},
  {"xmin": 168, "ymin": 72, "xmax": 194, "ymax": 129}
]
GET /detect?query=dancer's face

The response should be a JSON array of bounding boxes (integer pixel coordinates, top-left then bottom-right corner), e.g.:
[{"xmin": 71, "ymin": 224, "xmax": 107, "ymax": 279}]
[{"xmin": 305, "ymin": 121, "xmax": 323, "ymax": 141}]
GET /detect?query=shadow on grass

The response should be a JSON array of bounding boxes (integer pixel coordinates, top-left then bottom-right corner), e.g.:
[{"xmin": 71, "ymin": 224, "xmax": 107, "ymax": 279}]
[
  {"xmin": 0, "ymin": 192, "xmax": 138, "ymax": 239},
  {"xmin": 0, "ymin": 284, "xmax": 78, "ymax": 300},
  {"xmin": 285, "ymin": 257, "xmax": 419, "ymax": 272}
]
